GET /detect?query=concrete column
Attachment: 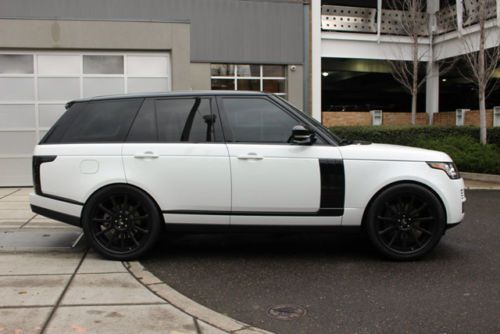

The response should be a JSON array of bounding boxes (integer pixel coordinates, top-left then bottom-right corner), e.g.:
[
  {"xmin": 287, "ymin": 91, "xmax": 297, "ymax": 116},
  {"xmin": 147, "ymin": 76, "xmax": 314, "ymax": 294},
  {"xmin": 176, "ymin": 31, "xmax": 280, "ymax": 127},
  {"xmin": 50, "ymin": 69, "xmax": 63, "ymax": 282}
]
[
  {"xmin": 311, "ymin": 0, "xmax": 322, "ymax": 121},
  {"xmin": 426, "ymin": 61, "xmax": 440, "ymax": 118}
]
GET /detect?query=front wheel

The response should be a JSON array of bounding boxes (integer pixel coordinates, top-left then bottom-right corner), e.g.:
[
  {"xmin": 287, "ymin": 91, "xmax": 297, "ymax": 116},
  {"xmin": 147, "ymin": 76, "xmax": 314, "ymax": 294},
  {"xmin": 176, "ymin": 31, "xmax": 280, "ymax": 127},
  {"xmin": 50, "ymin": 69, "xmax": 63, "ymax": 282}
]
[
  {"xmin": 366, "ymin": 183, "xmax": 446, "ymax": 260},
  {"xmin": 82, "ymin": 185, "xmax": 162, "ymax": 260}
]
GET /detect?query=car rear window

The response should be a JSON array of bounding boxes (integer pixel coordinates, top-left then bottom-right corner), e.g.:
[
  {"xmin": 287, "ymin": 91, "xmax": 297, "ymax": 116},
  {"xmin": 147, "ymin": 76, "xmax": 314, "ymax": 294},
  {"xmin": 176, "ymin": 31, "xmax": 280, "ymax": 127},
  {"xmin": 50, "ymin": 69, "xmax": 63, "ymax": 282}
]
[{"xmin": 41, "ymin": 98, "xmax": 143, "ymax": 144}]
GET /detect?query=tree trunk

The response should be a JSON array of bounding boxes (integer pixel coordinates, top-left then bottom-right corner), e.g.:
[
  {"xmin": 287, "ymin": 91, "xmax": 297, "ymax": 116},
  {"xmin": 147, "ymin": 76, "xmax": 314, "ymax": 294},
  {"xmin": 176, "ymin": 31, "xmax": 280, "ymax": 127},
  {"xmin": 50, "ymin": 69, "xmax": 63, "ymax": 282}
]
[
  {"xmin": 479, "ymin": 86, "xmax": 487, "ymax": 144},
  {"xmin": 477, "ymin": 0, "xmax": 487, "ymax": 144},
  {"xmin": 411, "ymin": 91, "xmax": 417, "ymax": 125}
]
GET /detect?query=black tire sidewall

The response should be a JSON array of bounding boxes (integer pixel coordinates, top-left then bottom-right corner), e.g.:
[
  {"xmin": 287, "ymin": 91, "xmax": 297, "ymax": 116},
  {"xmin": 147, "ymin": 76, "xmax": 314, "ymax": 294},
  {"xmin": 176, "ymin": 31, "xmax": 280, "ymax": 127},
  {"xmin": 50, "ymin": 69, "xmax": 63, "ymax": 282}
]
[
  {"xmin": 82, "ymin": 185, "xmax": 162, "ymax": 261},
  {"xmin": 366, "ymin": 183, "xmax": 446, "ymax": 261}
]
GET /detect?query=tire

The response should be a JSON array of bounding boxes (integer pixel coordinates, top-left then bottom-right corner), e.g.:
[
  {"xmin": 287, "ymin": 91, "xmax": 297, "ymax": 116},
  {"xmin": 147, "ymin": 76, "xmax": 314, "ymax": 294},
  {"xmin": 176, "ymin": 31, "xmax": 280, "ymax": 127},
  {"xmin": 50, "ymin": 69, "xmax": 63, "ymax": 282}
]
[
  {"xmin": 82, "ymin": 185, "xmax": 162, "ymax": 260},
  {"xmin": 365, "ymin": 183, "xmax": 446, "ymax": 261}
]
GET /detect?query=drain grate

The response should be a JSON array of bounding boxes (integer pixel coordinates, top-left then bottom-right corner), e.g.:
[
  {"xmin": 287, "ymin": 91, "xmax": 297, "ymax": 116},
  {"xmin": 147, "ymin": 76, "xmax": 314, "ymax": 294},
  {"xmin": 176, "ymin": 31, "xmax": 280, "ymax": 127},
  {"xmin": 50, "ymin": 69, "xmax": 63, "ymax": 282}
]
[{"xmin": 267, "ymin": 304, "xmax": 307, "ymax": 321}]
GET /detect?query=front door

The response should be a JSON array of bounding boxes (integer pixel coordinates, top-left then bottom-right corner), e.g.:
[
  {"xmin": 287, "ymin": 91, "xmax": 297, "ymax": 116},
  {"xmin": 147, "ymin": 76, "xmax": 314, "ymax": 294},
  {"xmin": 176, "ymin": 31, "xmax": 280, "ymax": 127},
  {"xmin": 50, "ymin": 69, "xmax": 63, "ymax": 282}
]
[{"xmin": 217, "ymin": 96, "xmax": 343, "ymax": 226}]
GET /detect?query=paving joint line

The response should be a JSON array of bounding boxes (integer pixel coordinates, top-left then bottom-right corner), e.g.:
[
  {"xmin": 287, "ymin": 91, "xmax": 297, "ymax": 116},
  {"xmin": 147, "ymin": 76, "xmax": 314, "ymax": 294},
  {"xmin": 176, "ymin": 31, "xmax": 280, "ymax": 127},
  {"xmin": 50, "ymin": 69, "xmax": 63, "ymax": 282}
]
[
  {"xmin": 19, "ymin": 214, "xmax": 38, "ymax": 229},
  {"xmin": 40, "ymin": 247, "xmax": 89, "ymax": 334},
  {"xmin": 0, "ymin": 273, "xmax": 72, "ymax": 277},
  {"xmin": 193, "ymin": 317, "xmax": 202, "ymax": 334},
  {"xmin": 57, "ymin": 302, "xmax": 168, "ymax": 308},
  {"xmin": 0, "ymin": 188, "xmax": 21, "ymax": 200}
]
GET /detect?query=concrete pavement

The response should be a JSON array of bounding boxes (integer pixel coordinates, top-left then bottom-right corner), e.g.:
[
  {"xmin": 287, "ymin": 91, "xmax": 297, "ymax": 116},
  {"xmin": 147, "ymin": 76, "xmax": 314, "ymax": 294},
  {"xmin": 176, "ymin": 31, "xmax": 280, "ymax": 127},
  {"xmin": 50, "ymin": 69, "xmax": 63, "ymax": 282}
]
[{"xmin": 0, "ymin": 188, "xmax": 270, "ymax": 334}]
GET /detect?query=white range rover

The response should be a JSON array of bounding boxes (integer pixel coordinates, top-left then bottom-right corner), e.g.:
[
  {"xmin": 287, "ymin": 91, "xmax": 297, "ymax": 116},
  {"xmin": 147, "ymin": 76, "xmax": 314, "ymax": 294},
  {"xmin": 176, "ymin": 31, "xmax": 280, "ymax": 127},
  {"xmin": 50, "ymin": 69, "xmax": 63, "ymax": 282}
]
[{"xmin": 30, "ymin": 91, "xmax": 465, "ymax": 260}]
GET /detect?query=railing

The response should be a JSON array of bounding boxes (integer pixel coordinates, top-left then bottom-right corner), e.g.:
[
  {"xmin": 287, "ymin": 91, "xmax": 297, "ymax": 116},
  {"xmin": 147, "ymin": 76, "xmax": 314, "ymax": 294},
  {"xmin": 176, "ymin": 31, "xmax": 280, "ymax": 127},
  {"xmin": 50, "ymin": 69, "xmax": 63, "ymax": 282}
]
[{"xmin": 322, "ymin": 2, "xmax": 497, "ymax": 36}]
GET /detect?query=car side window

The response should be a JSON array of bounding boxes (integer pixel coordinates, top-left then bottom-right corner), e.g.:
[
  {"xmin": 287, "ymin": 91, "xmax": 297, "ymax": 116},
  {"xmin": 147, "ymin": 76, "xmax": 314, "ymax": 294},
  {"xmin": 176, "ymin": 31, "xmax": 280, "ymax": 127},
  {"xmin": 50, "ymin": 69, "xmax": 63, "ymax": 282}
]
[
  {"xmin": 156, "ymin": 98, "xmax": 220, "ymax": 143},
  {"xmin": 221, "ymin": 97, "xmax": 299, "ymax": 143},
  {"xmin": 127, "ymin": 97, "xmax": 222, "ymax": 143},
  {"xmin": 47, "ymin": 98, "xmax": 143, "ymax": 144}
]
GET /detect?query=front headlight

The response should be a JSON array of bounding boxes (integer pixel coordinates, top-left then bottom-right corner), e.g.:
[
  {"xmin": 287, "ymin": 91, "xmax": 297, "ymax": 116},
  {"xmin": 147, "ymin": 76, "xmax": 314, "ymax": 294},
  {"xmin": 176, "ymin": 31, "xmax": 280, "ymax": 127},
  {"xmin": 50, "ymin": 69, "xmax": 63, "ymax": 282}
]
[{"xmin": 427, "ymin": 161, "xmax": 460, "ymax": 179}]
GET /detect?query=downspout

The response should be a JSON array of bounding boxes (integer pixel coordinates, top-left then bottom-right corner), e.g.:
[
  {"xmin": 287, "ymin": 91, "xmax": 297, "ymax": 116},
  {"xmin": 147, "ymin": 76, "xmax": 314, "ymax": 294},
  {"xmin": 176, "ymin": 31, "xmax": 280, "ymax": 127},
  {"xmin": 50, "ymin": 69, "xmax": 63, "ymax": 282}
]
[{"xmin": 303, "ymin": 1, "xmax": 310, "ymax": 113}]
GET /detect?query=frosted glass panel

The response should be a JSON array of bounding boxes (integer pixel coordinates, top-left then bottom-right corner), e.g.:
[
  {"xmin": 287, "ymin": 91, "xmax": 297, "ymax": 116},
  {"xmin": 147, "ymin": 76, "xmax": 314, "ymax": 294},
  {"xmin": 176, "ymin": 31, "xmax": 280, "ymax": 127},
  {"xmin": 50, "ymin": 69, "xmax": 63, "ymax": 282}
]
[
  {"xmin": 0, "ymin": 105, "xmax": 35, "ymax": 128},
  {"xmin": 127, "ymin": 78, "xmax": 169, "ymax": 93},
  {"xmin": 83, "ymin": 78, "xmax": 124, "ymax": 97},
  {"xmin": 0, "ymin": 78, "xmax": 35, "ymax": 101},
  {"xmin": 0, "ymin": 158, "xmax": 32, "ymax": 186},
  {"xmin": 127, "ymin": 56, "xmax": 169, "ymax": 77},
  {"xmin": 0, "ymin": 131, "xmax": 36, "ymax": 155},
  {"xmin": 0, "ymin": 55, "xmax": 33, "ymax": 74},
  {"xmin": 38, "ymin": 55, "xmax": 80, "ymax": 75},
  {"xmin": 83, "ymin": 55, "xmax": 124, "ymax": 74},
  {"xmin": 39, "ymin": 104, "xmax": 66, "ymax": 127},
  {"xmin": 38, "ymin": 78, "xmax": 80, "ymax": 101}
]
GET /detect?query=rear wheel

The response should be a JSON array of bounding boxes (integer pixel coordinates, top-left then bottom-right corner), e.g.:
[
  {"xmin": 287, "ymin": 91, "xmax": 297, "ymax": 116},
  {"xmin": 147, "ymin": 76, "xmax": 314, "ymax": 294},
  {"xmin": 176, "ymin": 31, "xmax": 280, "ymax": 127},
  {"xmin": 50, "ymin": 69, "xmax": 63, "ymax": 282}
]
[
  {"xmin": 366, "ymin": 183, "xmax": 446, "ymax": 260},
  {"xmin": 82, "ymin": 185, "xmax": 162, "ymax": 260}
]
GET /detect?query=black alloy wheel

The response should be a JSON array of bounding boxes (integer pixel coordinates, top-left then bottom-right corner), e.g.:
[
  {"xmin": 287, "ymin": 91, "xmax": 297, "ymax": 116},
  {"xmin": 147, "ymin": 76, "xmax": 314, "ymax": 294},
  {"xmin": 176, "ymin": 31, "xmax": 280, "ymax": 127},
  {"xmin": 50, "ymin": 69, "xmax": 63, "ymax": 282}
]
[
  {"xmin": 83, "ymin": 185, "xmax": 162, "ymax": 260},
  {"xmin": 366, "ymin": 183, "xmax": 446, "ymax": 260}
]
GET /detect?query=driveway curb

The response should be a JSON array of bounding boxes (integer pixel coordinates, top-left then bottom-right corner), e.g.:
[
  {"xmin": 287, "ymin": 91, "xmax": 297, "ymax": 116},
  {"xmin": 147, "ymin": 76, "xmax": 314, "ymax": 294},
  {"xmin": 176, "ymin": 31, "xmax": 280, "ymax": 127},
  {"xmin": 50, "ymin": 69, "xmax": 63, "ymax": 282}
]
[{"xmin": 125, "ymin": 261, "xmax": 273, "ymax": 334}]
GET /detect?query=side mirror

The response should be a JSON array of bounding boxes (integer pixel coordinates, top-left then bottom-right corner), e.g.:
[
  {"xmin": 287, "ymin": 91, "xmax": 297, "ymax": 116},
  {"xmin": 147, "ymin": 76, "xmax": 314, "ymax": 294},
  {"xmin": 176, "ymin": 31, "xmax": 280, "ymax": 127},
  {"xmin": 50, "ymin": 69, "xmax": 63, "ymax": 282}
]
[{"xmin": 290, "ymin": 125, "xmax": 316, "ymax": 145}]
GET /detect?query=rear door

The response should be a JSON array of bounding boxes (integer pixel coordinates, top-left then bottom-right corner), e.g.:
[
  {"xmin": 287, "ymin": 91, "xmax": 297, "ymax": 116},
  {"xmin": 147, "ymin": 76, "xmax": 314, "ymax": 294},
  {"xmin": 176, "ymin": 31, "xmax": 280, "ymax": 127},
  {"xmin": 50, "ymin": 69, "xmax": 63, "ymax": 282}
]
[
  {"xmin": 122, "ymin": 96, "xmax": 231, "ymax": 225},
  {"xmin": 217, "ymin": 95, "xmax": 344, "ymax": 226}
]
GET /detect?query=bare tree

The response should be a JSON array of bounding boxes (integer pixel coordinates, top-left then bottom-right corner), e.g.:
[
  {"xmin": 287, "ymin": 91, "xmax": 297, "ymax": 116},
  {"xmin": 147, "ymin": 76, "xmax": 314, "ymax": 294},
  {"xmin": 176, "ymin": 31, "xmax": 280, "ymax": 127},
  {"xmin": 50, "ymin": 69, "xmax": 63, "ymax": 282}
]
[
  {"xmin": 385, "ymin": 0, "xmax": 428, "ymax": 125},
  {"xmin": 460, "ymin": 0, "xmax": 500, "ymax": 144}
]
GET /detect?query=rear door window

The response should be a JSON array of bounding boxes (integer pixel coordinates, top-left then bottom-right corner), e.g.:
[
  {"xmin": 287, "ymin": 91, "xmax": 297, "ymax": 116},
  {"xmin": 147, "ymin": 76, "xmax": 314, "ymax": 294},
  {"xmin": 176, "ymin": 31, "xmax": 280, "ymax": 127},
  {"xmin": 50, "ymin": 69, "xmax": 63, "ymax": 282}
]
[{"xmin": 127, "ymin": 97, "xmax": 223, "ymax": 143}]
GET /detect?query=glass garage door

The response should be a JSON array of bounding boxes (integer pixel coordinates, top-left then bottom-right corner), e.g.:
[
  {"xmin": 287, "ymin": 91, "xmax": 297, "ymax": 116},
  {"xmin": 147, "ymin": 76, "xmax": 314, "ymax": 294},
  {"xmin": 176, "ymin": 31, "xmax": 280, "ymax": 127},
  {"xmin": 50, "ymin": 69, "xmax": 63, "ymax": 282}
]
[{"xmin": 0, "ymin": 52, "xmax": 171, "ymax": 186}]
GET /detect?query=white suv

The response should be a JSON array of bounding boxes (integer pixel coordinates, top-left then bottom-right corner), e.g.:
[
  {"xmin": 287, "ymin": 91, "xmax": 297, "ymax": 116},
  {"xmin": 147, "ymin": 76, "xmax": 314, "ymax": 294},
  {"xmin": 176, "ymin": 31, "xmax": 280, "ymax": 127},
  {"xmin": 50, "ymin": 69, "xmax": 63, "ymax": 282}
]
[{"xmin": 30, "ymin": 91, "xmax": 465, "ymax": 260}]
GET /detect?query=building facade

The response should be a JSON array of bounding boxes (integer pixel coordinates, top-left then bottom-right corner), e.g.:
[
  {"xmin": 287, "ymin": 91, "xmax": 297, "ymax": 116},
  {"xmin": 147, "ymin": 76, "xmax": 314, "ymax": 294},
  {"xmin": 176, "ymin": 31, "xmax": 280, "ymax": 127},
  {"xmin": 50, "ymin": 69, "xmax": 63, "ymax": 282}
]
[
  {"xmin": 0, "ymin": 0, "xmax": 308, "ymax": 186},
  {"xmin": 313, "ymin": 0, "xmax": 500, "ymax": 125}
]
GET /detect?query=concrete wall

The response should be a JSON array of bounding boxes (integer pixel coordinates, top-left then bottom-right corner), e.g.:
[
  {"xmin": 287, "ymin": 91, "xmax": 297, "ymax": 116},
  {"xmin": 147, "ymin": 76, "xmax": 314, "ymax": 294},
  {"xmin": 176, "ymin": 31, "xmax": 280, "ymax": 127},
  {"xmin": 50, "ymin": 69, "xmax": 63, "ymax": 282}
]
[
  {"xmin": 0, "ymin": 19, "xmax": 191, "ymax": 90},
  {"xmin": 0, "ymin": 0, "xmax": 304, "ymax": 64},
  {"xmin": 322, "ymin": 110, "xmax": 496, "ymax": 127}
]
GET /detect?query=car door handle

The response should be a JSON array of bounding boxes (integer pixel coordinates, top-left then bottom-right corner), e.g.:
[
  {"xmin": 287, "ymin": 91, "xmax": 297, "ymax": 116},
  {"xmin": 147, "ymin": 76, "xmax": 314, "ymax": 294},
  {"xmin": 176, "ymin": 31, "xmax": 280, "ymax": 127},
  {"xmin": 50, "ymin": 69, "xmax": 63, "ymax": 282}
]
[
  {"xmin": 133, "ymin": 151, "xmax": 159, "ymax": 159},
  {"xmin": 237, "ymin": 153, "xmax": 264, "ymax": 160}
]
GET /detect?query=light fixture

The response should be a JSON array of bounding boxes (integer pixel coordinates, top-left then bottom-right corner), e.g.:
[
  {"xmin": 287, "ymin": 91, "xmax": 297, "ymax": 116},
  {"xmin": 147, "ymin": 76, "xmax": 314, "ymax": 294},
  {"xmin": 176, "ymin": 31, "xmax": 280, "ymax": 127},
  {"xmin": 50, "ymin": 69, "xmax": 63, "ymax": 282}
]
[
  {"xmin": 442, "ymin": 78, "xmax": 447, "ymax": 82},
  {"xmin": 322, "ymin": 72, "xmax": 329, "ymax": 77}
]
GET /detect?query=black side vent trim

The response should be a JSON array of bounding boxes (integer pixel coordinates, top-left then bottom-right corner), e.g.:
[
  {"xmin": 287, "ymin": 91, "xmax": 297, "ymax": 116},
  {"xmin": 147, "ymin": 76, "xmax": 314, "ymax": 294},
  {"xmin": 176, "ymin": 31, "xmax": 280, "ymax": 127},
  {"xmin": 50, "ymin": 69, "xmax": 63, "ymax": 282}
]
[
  {"xmin": 32, "ymin": 155, "xmax": 57, "ymax": 195},
  {"xmin": 318, "ymin": 159, "xmax": 345, "ymax": 216}
]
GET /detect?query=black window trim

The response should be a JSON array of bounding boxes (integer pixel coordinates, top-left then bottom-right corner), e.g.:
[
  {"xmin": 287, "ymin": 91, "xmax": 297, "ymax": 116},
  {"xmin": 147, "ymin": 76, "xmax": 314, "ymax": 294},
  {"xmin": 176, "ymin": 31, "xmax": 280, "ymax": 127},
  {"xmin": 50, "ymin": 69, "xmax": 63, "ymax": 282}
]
[{"xmin": 215, "ymin": 95, "xmax": 333, "ymax": 146}]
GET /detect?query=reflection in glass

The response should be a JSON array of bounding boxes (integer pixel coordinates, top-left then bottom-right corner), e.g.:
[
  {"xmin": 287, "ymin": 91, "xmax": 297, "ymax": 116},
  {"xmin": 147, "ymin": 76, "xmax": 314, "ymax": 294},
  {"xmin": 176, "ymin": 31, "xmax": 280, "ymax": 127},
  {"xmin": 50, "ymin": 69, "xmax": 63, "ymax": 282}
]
[
  {"xmin": 263, "ymin": 65, "xmax": 285, "ymax": 77},
  {"xmin": 237, "ymin": 65, "xmax": 260, "ymax": 77},
  {"xmin": 238, "ymin": 79, "xmax": 260, "ymax": 91},
  {"xmin": 263, "ymin": 80, "xmax": 286, "ymax": 93},
  {"xmin": 212, "ymin": 79, "xmax": 235, "ymax": 90},
  {"xmin": 0, "ymin": 55, "xmax": 34, "ymax": 74},
  {"xmin": 83, "ymin": 55, "xmax": 124, "ymax": 74},
  {"xmin": 211, "ymin": 64, "xmax": 235, "ymax": 76}
]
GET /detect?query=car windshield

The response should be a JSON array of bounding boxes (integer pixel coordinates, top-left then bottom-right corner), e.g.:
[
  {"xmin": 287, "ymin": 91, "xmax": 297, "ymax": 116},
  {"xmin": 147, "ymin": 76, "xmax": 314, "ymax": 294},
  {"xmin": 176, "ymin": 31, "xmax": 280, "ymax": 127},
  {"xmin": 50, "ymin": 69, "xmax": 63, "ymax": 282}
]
[{"xmin": 272, "ymin": 95, "xmax": 343, "ymax": 144}]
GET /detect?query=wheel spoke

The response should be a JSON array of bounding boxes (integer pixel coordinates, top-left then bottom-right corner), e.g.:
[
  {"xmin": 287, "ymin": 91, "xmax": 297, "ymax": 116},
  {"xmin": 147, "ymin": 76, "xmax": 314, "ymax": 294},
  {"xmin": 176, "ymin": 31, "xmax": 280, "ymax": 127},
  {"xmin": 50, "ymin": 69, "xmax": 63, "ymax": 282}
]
[
  {"xmin": 413, "ymin": 216, "xmax": 435, "ymax": 222},
  {"xmin": 98, "ymin": 204, "xmax": 114, "ymax": 216},
  {"xmin": 401, "ymin": 232, "xmax": 408, "ymax": 248},
  {"xmin": 387, "ymin": 230, "xmax": 398, "ymax": 247},
  {"xmin": 110, "ymin": 196, "xmax": 119, "ymax": 210},
  {"xmin": 92, "ymin": 218, "xmax": 109, "ymax": 223},
  {"xmin": 106, "ymin": 232, "xmax": 118, "ymax": 247},
  {"xmin": 409, "ymin": 202, "xmax": 428, "ymax": 217},
  {"xmin": 129, "ymin": 232, "xmax": 140, "ymax": 246},
  {"xmin": 378, "ymin": 225, "xmax": 396, "ymax": 235},
  {"xmin": 134, "ymin": 226, "xmax": 149, "ymax": 234},
  {"xmin": 134, "ymin": 214, "xmax": 149, "ymax": 221},
  {"xmin": 410, "ymin": 230, "xmax": 422, "ymax": 247},
  {"xmin": 385, "ymin": 202, "xmax": 399, "ymax": 216},
  {"xmin": 414, "ymin": 225, "xmax": 433, "ymax": 235},
  {"xmin": 95, "ymin": 227, "xmax": 113, "ymax": 237}
]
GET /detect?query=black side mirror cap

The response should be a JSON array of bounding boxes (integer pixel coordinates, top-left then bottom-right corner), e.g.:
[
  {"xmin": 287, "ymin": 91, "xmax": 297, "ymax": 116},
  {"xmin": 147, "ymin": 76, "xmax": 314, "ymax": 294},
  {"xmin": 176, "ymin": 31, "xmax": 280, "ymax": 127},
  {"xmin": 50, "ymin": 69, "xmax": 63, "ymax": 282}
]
[{"xmin": 290, "ymin": 125, "xmax": 316, "ymax": 145}]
